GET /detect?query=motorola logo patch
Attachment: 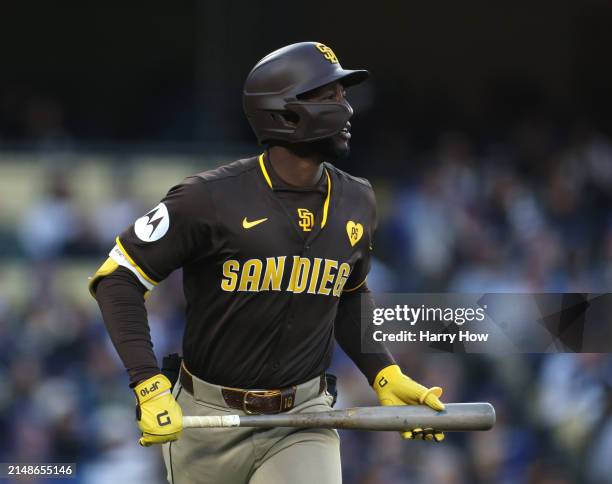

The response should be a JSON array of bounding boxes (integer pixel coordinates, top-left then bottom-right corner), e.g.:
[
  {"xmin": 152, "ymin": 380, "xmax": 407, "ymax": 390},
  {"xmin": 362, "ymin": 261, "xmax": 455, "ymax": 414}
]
[{"xmin": 134, "ymin": 203, "xmax": 170, "ymax": 242}]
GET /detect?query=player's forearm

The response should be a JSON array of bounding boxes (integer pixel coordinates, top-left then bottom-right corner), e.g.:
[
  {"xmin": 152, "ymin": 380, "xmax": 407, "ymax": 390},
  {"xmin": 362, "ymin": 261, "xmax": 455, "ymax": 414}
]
[
  {"xmin": 95, "ymin": 267, "xmax": 160, "ymax": 385},
  {"xmin": 335, "ymin": 289, "xmax": 395, "ymax": 384}
]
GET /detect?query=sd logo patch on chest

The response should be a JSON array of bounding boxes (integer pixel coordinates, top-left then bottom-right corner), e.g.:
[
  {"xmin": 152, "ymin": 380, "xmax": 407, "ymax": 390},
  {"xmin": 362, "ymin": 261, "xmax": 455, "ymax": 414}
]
[
  {"xmin": 346, "ymin": 221, "xmax": 363, "ymax": 247},
  {"xmin": 297, "ymin": 208, "xmax": 314, "ymax": 232}
]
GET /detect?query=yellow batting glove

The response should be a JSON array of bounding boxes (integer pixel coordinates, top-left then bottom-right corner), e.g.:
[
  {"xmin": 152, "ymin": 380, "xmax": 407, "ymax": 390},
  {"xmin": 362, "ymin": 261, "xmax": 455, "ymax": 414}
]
[
  {"xmin": 373, "ymin": 364, "xmax": 445, "ymax": 442},
  {"xmin": 134, "ymin": 374, "xmax": 183, "ymax": 447}
]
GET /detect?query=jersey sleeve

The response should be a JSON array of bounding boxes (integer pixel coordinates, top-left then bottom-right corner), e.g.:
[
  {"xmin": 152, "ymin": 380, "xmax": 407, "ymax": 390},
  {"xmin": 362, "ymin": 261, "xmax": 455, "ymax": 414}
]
[
  {"xmin": 343, "ymin": 184, "xmax": 377, "ymax": 294},
  {"xmin": 107, "ymin": 177, "xmax": 214, "ymax": 291}
]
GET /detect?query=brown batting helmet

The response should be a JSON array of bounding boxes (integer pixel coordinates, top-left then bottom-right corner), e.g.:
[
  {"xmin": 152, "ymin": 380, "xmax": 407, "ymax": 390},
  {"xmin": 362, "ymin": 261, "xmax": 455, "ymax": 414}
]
[{"xmin": 243, "ymin": 42, "xmax": 369, "ymax": 144}]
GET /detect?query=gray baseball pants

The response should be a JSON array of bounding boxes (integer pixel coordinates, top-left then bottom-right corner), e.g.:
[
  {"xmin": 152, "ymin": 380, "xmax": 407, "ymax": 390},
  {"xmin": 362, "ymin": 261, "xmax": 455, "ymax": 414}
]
[{"xmin": 161, "ymin": 371, "xmax": 341, "ymax": 484}]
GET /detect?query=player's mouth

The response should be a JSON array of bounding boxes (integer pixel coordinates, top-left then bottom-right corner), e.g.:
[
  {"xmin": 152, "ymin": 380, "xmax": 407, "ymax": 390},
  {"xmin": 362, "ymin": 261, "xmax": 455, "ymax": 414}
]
[{"xmin": 339, "ymin": 122, "xmax": 351, "ymax": 140}]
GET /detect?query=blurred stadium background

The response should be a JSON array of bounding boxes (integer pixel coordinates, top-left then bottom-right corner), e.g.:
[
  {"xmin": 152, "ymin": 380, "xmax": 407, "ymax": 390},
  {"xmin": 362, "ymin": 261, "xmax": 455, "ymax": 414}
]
[{"xmin": 1, "ymin": 2, "xmax": 612, "ymax": 483}]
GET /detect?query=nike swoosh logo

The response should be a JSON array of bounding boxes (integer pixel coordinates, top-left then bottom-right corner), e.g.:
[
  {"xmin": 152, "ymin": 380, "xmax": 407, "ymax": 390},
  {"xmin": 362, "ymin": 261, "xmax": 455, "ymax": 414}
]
[{"xmin": 242, "ymin": 217, "xmax": 268, "ymax": 229}]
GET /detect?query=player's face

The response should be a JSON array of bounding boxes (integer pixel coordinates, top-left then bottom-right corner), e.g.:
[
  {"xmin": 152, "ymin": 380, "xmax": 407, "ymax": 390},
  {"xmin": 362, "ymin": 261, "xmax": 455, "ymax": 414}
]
[{"xmin": 300, "ymin": 81, "xmax": 352, "ymax": 160}]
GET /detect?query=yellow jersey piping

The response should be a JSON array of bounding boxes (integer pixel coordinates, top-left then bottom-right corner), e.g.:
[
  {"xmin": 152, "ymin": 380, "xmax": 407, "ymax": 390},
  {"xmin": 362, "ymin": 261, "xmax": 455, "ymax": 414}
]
[
  {"xmin": 115, "ymin": 236, "xmax": 158, "ymax": 286},
  {"xmin": 258, "ymin": 153, "xmax": 273, "ymax": 189},
  {"xmin": 343, "ymin": 276, "xmax": 367, "ymax": 293},
  {"xmin": 259, "ymin": 152, "xmax": 332, "ymax": 229},
  {"xmin": 321, "ymin": 169, "xmax": 331, "ymax": 228}
]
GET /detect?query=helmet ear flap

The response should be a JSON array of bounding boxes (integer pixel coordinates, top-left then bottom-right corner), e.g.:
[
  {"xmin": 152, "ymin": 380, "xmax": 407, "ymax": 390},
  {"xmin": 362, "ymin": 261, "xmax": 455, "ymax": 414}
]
[
  {"xmin": 284, "ymin": 101, "xmax": 352, "ymax": 143},
  {"xmin": 280, "ymin": 111, "xmax": 299, "ymax": 126}
]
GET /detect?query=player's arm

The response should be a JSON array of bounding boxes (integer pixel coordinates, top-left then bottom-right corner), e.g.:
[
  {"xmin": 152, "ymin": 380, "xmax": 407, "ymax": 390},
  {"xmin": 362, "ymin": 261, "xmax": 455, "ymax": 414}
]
[
  {"xmin": 335, "ymin": 284, "xmax": 446, "ymax": 441},
  {"xmin": 94, "ymin": 269, "xmax": 182, "ymax": 446},
  {"xmin": 89, "ymin": 177, "xmax": 213, "ymax": 446},
  {"xmin": 334, "ymin": 283, "xmax": 395, "ymax": 382},
  {"xmin": 335, "ymin": 184, "xmax": 445, "ymax": 441},
  {"xmin": 95, "ymin": 266, "xmax": 158, "ymax": 383}
]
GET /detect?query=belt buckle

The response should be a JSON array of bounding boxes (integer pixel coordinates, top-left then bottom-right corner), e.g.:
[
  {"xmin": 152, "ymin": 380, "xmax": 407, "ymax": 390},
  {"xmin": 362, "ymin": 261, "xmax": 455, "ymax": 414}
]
[
  {"xmin": 242, "ymin": 389, "xmax": 281, "ymax": 415},
  {"xmin": 242, "ymin": 390, "xmax": 257, "ymax": 415}
]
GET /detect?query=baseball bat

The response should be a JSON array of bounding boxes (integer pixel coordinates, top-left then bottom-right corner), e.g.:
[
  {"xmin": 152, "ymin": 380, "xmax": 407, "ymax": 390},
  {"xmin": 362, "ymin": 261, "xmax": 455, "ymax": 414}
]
[{"xmin": 182, "ymin": 402, "xmax": 495, "ymax": 432}]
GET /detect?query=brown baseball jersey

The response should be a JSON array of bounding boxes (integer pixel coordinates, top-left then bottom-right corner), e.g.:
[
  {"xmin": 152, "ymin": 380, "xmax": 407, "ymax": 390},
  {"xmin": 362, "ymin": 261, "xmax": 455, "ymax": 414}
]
[{"xmin": 97, "ymin": 153, "xmax": 375, "ymax": 388}]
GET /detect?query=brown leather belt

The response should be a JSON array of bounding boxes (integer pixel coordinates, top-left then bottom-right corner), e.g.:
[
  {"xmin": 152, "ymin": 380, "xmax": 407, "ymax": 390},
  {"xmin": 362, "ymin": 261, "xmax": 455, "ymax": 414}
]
[{"xmin": 179, "ymin": 364, "xmax": 325, "ymax": 415}]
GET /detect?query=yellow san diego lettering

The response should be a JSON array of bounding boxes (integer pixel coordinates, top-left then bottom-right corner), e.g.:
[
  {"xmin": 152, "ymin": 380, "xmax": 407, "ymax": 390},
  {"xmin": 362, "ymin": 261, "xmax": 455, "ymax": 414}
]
[
  {"xmin": 238, "ymin": 259, "xmax": 263, "ymax": 291},
  {"xmin": 318, "ymin": 259, "xmax": 338, "ymax": 295},
  {"xmin": 220, "ymin": 260, "xmax": 240, "ymax": 291},
  {"xmin": 260, "ymin": 256, "xmax": 286, "ymax": 291},
  {"xmin": 332, "ymin": 262, "xmax": 351, "ymax": 296},
  {"xmin": 287, "ymin": 256, "xmax": 311, "ymax": 293},
  {"xmin": 221, "ymin": 257, "xmax": 349, "ymax": 297},
  {"xmin": 307, "ymin": 258, "xmax": 323, "ymax": 294}
]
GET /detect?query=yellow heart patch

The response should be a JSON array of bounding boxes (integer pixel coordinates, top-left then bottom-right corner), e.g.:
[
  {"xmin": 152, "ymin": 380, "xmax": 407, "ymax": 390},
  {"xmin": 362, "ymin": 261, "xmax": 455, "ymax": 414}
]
[{"xmin": 346, "ymin": 221, "xmax": 364, "ymax": 247}]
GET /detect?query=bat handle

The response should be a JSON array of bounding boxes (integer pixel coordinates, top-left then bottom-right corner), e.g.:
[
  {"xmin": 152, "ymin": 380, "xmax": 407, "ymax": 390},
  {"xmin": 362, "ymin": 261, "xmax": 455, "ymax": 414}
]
[{"xmin": 183, "ymin": 415, "xmax": 241, "ymax": 429}]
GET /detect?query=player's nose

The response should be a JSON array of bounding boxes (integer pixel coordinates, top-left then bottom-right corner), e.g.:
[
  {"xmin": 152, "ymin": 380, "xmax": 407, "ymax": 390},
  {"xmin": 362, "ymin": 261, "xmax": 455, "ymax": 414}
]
[{"xmin": 344, "ymin": 100, "xmax": 354, "ymax": 118}]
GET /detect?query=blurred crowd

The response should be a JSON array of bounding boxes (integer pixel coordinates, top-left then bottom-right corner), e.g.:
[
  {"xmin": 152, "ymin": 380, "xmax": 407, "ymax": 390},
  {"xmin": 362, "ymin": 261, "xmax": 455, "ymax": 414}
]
[
  {"xmin": 373, "ymin": 125, "xmax": 612, "ymax": 294},
  {"xmin": 1, "ymin": 118, "xmax": 612, "ymax": 483}
]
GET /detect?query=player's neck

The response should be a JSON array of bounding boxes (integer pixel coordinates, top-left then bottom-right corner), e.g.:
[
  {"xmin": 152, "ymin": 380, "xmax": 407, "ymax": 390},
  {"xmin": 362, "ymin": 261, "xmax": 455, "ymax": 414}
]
[{"xmin": 267, "ymin": 145, "xmax": 324, "ymax": 187}]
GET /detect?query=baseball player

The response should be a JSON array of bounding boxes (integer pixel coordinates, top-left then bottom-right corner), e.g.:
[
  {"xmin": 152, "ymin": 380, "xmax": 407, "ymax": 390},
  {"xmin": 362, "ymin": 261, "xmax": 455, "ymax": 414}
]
[{"xmin": 90, "ymin": 41, "xmax": 445, "ymax": 484}]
